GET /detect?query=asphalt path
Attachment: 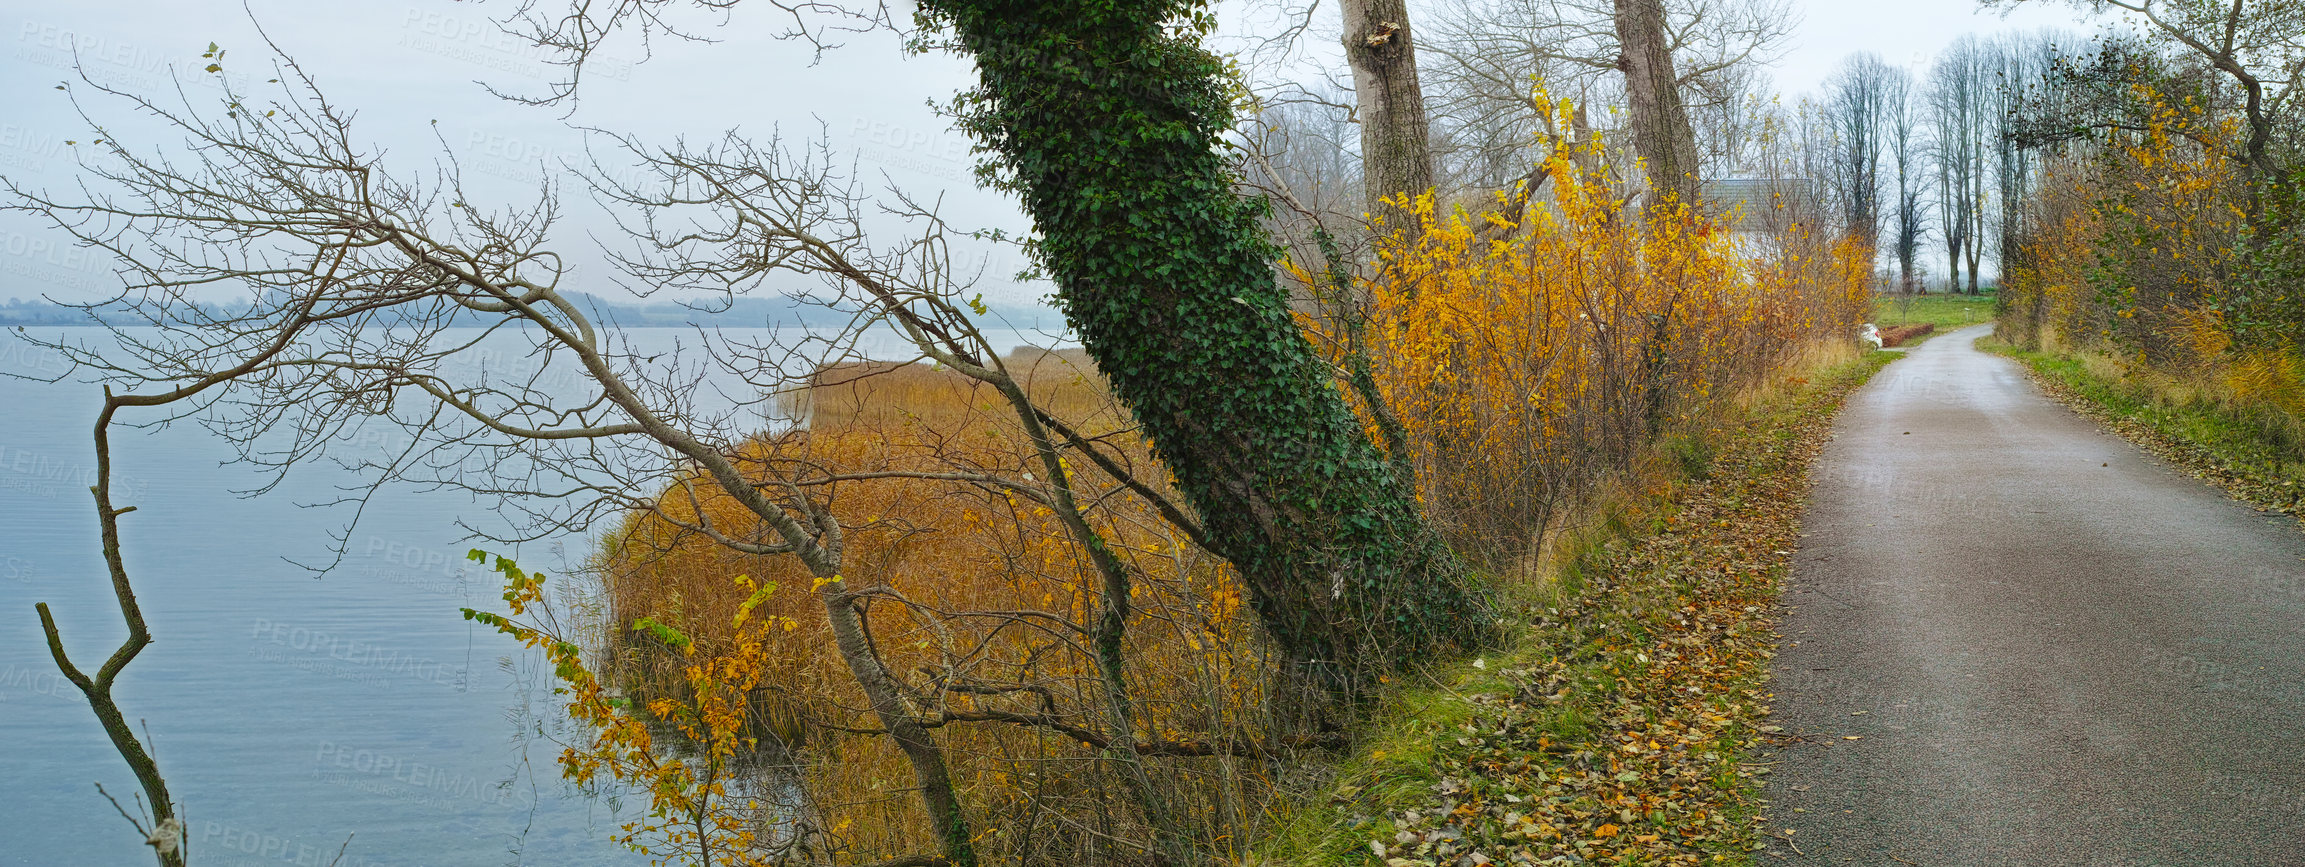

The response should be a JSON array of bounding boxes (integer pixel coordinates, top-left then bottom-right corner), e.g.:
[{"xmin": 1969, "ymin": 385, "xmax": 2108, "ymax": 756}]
[{"xmin": 1763, "ymin": 325, "xmax": 2305, "ymax": 866}]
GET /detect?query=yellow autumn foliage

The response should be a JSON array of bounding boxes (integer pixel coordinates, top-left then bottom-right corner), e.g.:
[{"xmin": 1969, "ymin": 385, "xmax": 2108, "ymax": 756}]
[
  {"xmin": 1301, "ymin": 109, "xmax": 1871, "ymax": 566},
  {"xmin": 2000, "ymin": 78, "xmax": 2305, "ymax": 448}
]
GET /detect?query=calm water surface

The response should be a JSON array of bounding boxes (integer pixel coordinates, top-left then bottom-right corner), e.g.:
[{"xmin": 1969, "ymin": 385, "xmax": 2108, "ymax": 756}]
[{"xmin": 0, "ymin": 325, "xmax": 1060, "ymax": 864}]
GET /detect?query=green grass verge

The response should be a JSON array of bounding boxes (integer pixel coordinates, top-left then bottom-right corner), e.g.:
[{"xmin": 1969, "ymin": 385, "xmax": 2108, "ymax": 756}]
[
  {"xmin": 1872, "ymin": 291, "xmax": 1996, "ymax": 340},
  {"xmin": 1986, "ymin": 337, "xmax": 2305, "ymax": 513},
  {"xmin": 1248, "ymin": 350, "xmax": 1898, "ymax": 866}
]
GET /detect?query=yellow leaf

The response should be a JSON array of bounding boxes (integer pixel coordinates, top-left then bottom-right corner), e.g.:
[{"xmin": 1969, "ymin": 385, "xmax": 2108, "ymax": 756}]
[{"xmin": 1595, "ymin": 823, "xmax": 1620, "ymax": 837}]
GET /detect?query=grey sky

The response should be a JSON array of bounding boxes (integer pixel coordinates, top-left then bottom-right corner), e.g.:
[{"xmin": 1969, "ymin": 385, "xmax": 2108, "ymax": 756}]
[
  {"xmin": 1774, "ymin": 0, "xmax": 2099, "ymax": 94},
  {"xmin": 0, "ymin": 0, "xmax": 2107, "ymax": 309}
]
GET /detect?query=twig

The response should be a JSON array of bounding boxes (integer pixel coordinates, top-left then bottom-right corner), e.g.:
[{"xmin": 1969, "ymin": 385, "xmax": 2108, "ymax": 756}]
[
  {"xmin": 93, "ymin": 782, "xmax": 150, "ymax": 835},
  {"xmin": 1772, "ymin": 830, "xmax": 1804, "ymax": 856}
]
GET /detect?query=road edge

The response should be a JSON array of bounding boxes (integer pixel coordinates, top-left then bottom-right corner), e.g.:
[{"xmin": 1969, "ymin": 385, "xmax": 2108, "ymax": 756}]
[
  {"xmin": 1252, "ymin": 348, "xmax": 1899, "ymax": 866},
  {"xmin": 1986, "ymin": 338, "xmax": 2305, "ymax": 522}
]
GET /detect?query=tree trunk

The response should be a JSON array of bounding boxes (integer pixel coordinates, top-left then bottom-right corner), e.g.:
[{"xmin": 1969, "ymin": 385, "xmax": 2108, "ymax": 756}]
[
  {"xmin": 1615, "ymin": 0, "xmax": 1702, "ymax": 207},
  {"xmin": 1969, "ymin": 151, "xmax": 1987, "ymax": 294},
  {"xmin": 818, "ymin": 583, "xmax": 980, "ymax": 866},
  {"xmin": 922, "ymin": 0, "xmax": 1486, "ymax": 691},
  {"xmin": 1340, "ymin": 0, "xmax": 1436, "ymax": 237},
  {"xmin": 995, "ymin": 375, "xmax": 1197, "ymax": 865}
]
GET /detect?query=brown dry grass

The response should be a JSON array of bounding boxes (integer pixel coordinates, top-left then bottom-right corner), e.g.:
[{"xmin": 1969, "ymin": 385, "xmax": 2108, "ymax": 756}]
[{"xmin": 596, "ymin": 348, "xmax": 1307, "ymax": 865}]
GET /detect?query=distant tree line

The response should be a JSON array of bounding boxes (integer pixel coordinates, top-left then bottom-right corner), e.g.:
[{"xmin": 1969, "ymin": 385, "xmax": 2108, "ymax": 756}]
[{"xmin": 1806, "ymin": 35, "xmax": 2061, "ymax": 295}]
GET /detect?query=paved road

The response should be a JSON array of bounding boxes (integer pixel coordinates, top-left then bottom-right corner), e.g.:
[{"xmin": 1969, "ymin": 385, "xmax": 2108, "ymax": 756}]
[{"xmin": 1764, "ymin": 325, "xmax": 2305, "ymax": 866}]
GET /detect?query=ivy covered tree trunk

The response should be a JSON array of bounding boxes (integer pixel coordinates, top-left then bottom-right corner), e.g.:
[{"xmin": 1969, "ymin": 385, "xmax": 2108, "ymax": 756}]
[{"xmin": 919, "ymin": 0, "xmax": 1485, "ymax": 687}]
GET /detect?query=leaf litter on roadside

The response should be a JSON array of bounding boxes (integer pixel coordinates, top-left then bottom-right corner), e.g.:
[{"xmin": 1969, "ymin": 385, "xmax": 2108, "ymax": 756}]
[{"xmin": 1342, "ymin": 359, "xmax": 1886, "ymax": 867}]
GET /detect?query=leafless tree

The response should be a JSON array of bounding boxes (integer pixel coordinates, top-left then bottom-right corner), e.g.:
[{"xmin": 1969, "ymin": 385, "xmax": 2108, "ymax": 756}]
[
  {"xmin": 1687, "ymin": 62, "xmax": 1777, "ymax": 177},
  {"xmin": 1824, "ymin": 53, "xmax": 1898, "ymax": 249},
  {"xmin": 1238, "ymin": 90, "xmax": 1372, "ymax": 286},
  {"xmin": 1730, "ymin": 95, "xmax": 1835, "ymax": 241},
  {"xmin": 1931, "ymin": 36, "xmax": 1996, "ymax": 294},
  {"xmin": 1419, "ymin": 0, "xmax": 1795, "ymax": 197},
  {"xmin": 1991, "ymin": 33, "xmax": 2059, "ymax": 283},
  {"xmin": 6, "ymin": 40, "xmax": 1252, "ymax": 863},
  {"xmin": 29, "ymin": 366, "xmax": 196, "ymax": 867},
  {"xmin": 1884, "ymin": 62, "xmax": 1928, "ymax": 292}
]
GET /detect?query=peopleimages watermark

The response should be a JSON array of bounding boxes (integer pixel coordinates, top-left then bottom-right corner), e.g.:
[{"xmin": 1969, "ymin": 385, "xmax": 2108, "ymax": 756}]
[
  {"xmin": 361, "ymin": 535, "xmax": 478, "ymax": 579},
  {"xmin": 2206, "ymin": 769, "xmax": 2305, "ymax": 817},
  {"xmin": 2135, "ymin": 643, "xmax": 2298, "ymax": 701},
  {"xmin": 1, "ymin": 228, "xmax": 106, "ymax": 274},
  {"xmin": 2241, "ymin": 565, "xmax": 2305, "ymax": 606},
  {"xmin": 0, "ymin": 336, "xmax": 75, "ymax": 378},
  {"xmin": 453, "ymin": 127, "xmax": 654, "ymax": 202},
  {"xmin": 194, "ymin": 820, "xmax": 386, "ymax": 867},
  {"xmin": 0, "ymin": 123, "xmax": 67, "ymax": 173},
  {"xmin": 398, "ymin": 7, "xmax": 634, "ymax": 84},
  {"xmin": 0, "ymin": 662, "xmax": 77, "ymax": 702},
  {"xmin": 0, "ymin": 123, "xmax": 128, "ymax": 176},
  {"xmin": 847, "ymin": 115, "xmax": 974, "ymax": 183},
  {"xmin": 347, "ymin": 534, "xmax": 479, "ymax": 597},
  {"xmin": 248, "ymin": 618, "xmax": 468, "ymax": 691},
  {"xmin": 13, "ymin": 19, "xmax": 252, "ymax": 96},
  {"xmin": 0, "ymin": 443, "xmax": 152, "ymax": 501},
  {"xmin": 443, "ymin": 340, "xmax": 590, "ymax": 392},
  {"xmin": 311, "ymin": 740, "xmax": 520, "ymax": 809},
  {"xmin": 0, "ymin": 228, "xmax": 112, "ymax": 293}
]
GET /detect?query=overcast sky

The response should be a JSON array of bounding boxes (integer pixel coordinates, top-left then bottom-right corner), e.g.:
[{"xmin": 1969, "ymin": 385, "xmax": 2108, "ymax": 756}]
[
  {"xmin": 1772, "ymin": 1, "xmax": 2099, "ymax": 94},
  {"xmin": 0, "ymin": 0, "xmax": 2114, "ymax": 310}
]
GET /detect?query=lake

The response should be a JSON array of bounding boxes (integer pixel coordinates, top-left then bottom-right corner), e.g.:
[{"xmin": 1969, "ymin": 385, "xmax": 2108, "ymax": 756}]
[{"xmin": 0, "ymin": 324, "xmax": 1066, "ymax": 864}]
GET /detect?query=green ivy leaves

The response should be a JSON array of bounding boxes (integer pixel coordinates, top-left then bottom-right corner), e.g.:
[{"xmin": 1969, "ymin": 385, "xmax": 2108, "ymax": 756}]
[{"xmin": 918, "ymin": 0, "xmax": 1486, "ymax": 689}]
